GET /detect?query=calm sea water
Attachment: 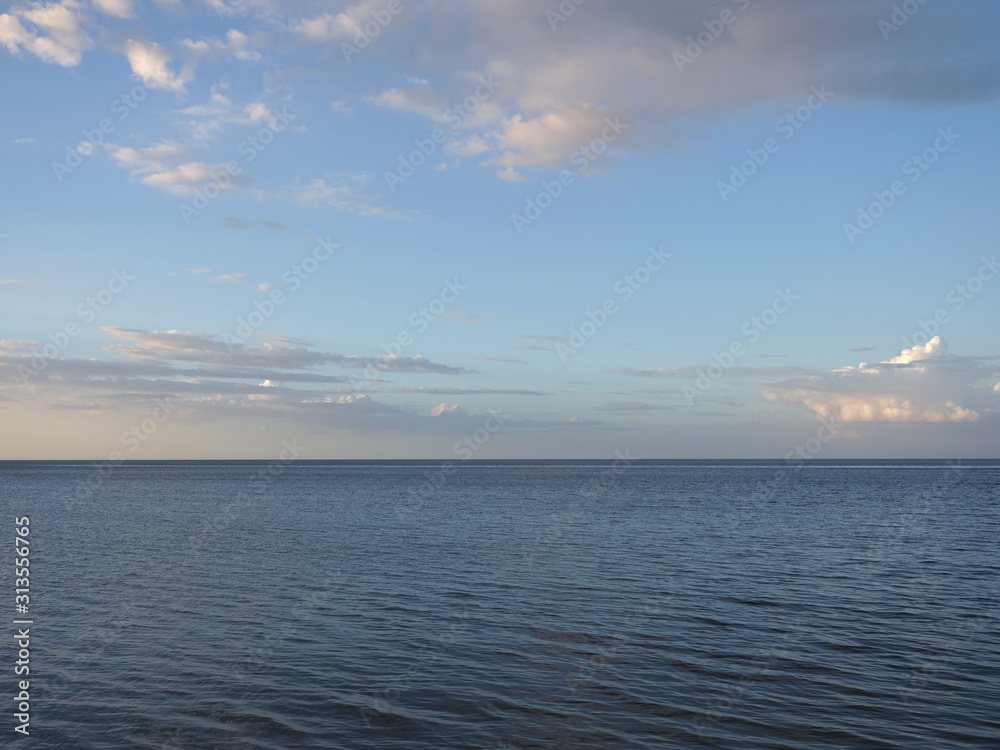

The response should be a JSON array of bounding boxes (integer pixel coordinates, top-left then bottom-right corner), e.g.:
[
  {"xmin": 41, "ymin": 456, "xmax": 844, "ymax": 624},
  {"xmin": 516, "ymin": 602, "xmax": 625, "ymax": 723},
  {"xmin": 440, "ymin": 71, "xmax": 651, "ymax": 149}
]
[{"xmin": 2, "ymin": 460, "xmax": 999, "ymax": 749}]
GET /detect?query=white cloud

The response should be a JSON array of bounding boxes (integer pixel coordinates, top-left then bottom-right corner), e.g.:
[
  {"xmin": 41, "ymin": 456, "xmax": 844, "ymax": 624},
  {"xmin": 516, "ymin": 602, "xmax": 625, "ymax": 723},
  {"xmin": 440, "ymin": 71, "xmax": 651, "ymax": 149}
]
[
  {"xmin": 430, "ymin": 403, "xmax": 464, "ymax": 417},
  {"xmin": 109, "ymin": 141, "xmax": 239, "ymax": 195},
  {"xmin": 882, "ymin": 336, "xmax": 947, "ymax": 365},
  {"xmin": 760, "ymin": 337, "xmax": 997, "ymax": 424},
  {"xmin": 368, "ymin": 78, "xmax": 443, "ymax": 120},
  {"xmin": 213, "ymin": 273, "xmax": 247, "ymax": 283},
  {"xmin": 0, "ymin": 0, "xmax": 93, "ymax": 67},
  {"xmin": 0, "ymin": 279, "xmax": 27, "ymax": 285},
  {"xmin": 489, "ymin": 104, "xmax": 625, "ymax": 174},
  {"xmin": 0, "ymin": 339, "xmax": 37, "ymax": 352},
  {"xmin": 177, "ymin": 91, "xmax": 290, "ymax": 141},
  {"xmin": 293, "ymin": 0, "xmax": 393, "ymax": 43},
  {"xmin": 92, "ymin": 0, "xmax": 133, "ymax": 19},
  {"xmin": 125, "ymin": 39, "xmax": 191, "ymax": 91}
]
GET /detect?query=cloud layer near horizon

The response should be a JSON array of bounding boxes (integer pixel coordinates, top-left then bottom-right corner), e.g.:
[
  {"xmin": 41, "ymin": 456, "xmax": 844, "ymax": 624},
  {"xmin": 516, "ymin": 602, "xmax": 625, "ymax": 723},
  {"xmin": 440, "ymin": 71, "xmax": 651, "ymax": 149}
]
[
  {"xmin": 0, "ymin": 327, "xmax": 600, "ymax": 437},
  {"xmin": 760, "ymin": 337, "xmax": 999, "ymax": 423}
]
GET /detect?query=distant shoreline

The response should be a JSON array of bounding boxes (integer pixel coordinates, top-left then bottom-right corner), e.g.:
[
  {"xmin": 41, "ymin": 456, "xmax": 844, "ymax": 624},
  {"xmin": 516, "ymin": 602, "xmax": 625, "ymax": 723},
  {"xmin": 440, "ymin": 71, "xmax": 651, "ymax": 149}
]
[{"xmin": 2, "ymin": 459, "xmax": 998, "ymax": 466}]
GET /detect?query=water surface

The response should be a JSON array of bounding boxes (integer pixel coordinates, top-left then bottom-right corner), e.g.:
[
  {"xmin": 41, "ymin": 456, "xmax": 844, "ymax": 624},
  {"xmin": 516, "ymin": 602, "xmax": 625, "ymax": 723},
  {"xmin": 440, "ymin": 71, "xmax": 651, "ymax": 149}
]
[{"xmin": 3, "ymin": 460, "xmax": 999, "ymax": 748}]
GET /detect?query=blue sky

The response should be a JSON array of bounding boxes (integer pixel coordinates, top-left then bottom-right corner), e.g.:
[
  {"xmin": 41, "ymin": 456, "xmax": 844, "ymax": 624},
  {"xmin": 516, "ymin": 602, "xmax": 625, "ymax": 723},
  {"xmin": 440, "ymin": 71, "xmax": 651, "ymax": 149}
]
[{"xmin": 1, "ymin": 0, "xmax": 999, "ymax": 458}]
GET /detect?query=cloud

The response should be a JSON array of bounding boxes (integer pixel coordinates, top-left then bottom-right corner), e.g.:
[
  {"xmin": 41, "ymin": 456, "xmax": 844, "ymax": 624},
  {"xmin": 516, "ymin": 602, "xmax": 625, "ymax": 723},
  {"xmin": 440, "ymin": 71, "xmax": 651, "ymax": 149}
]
[
  {"xmin": 481, "ymin": 356, "xmax": 529, "ymax": 365},
  {"xmin": 488, "ymin": 105, "xmax": 628, "ymax": 176},
  {"xmin": 124, "ymin": 39, "xmax": 191, "ymax": 91},
  {"xmin": 612, "ymin": 365, "xmax": 809, "ymax": 380},
  {"xmin": 109, "ymin": 141, "xmax": 240, "ymax": 196},
  {"xmin": 10, "ymin": 137, "xmax": 37, "ymax": 144},
  {"xmin": 0, "ymin": 279, "xmax": 27, "ymax": 285},
  {"xmin": 287, "ymin": 175, "xmax": 418, "ymax": 219},
  {"xmin": 175, "ymin": 86, "xmax": 292, "ymax": 141},
  {"xmin": 760, "ymin": 337, "xmax": 998, "ymax": 424},
  {"xmin": 186, "ymin": 267, "xmax": 213, "ymax": 274},
  {"xmin": 92, "ymin": 0, "xmax": 133, "ymax": 19},
  {"xmin": 99, "ymin": 327, "xmax": 471, "ymax": 374},
  {"xmin": 293, "ymin": 0, "xmax": 398, "ymax": 43},
  {"xmin": 5, "ymin": 1, "xmax": 1000, "ymax": 185},
  {"xmin": 393, "ymin": 387, "xmax": 547, "ymax": 396},
  {"xmin": 212, "ymin": 273, "xmax": 247, "ymax": 283},
  {"xmin": 0, "ymin": 325, "xmax": 542, "ymax": 438},
  {"xmin": 430, "ymin": 402, "xmax": 464, "ymax": 417},
  {"xmin": 179, "ymin": 29, "xmax": 264, "ymax": 63},
  {"xmin": 0, "ymin": 339, "xmax": 37, "ymax": 352},
  {"xmin": 224, "ymin": 216, "xmax": 287, "ymax": 232},
  {"xmin": 252, "ymin": 332, "xmax": 313, "ymax": 347},
  {"xmin": 0, "ymin": 0, "xmax": 92, "ymax": 67},
  {"xmin": 368, "ymin": 78, "xmax": 445, "ymax": 120},
  {"xmin": 314, "ymin": 1, "xmax": 1000, "ymax": 178},
  {"xmin": 597, "ymin": 401, "xmax": 673, "ymax": 413}
]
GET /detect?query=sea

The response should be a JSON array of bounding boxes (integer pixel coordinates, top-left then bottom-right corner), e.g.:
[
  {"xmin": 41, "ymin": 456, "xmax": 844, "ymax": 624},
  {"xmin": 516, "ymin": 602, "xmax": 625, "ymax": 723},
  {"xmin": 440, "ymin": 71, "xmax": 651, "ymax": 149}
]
[{"xmin": 2, "ymin": 460, "xmax": 998, "ymax": 749}]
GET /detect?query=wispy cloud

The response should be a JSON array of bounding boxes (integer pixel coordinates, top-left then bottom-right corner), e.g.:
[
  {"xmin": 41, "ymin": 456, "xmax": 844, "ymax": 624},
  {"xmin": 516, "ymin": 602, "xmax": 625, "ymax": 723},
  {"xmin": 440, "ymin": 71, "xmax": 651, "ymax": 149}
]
[
  {"xmin": 286, "ymin": 175, "xmax": 419, "ymax": 219},
  {"xmin": 482, "ymin": 356, "xmax": 529, "ymax": 365}
]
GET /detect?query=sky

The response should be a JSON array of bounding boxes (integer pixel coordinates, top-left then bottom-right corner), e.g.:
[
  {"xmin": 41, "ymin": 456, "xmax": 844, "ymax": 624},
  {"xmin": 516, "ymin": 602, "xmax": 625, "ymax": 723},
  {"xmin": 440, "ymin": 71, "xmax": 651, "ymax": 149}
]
[{"xmin": 1, "ymin": 0, "xmax": 999, "ymax": 459}]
